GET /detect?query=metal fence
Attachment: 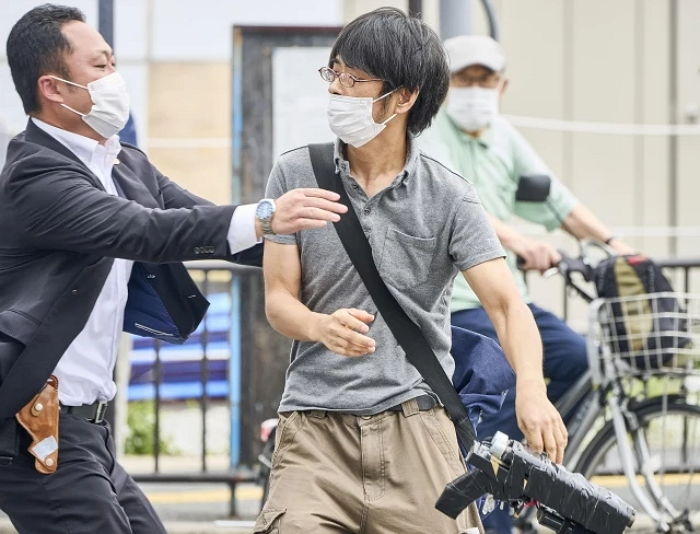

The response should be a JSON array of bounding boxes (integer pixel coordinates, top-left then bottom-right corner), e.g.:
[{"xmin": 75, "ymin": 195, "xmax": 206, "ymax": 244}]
[
  {"xmin": 128, "ymin": 260, "xmax": 277, "ymax": 517},
  {"xmin": 126, "ymin": 257, "xmax": 700, "ymax": 517}
]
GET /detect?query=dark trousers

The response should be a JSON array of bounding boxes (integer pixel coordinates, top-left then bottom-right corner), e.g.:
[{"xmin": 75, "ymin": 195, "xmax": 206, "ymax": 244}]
[
  {"xmin": 0, "ymin": 413, "xmax": 166, "ymax": 534},
  {"xmin": 452, "ymin": 304, "xmax": 588, "ymax": 534}
]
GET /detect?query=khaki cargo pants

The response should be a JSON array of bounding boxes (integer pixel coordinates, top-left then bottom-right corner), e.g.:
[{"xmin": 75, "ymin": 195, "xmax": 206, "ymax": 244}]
[{"xmin": 255, "ymin": 398, "xmax": 483, "ymax": 534}]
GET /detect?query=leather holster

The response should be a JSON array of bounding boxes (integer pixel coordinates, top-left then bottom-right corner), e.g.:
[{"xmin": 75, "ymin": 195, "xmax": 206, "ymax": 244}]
[{"xmin": 15, "ymin": 375, "xmax": 59, "ymax": 474}]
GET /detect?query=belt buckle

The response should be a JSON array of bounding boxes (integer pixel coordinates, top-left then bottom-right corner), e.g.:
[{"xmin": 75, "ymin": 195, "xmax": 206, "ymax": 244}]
[{"xmin": 93, "ymin": 402, "xmax": 108, "ymax": 424}]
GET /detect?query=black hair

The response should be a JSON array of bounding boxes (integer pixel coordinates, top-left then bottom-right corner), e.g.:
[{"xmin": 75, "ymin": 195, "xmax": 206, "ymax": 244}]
[
  {"xmin": 329, "ymin": 7, "xmax": 449, "ymax": 136},
  {"xmin": 6, "ymin": 4, "xmax": 85, "ymax": 114}
]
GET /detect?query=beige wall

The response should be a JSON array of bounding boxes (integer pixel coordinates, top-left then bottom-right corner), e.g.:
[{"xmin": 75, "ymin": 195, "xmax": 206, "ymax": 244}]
[
  {"xmin": 147, "ymin": 62, "xmax": 231, "ymax": 204},
  {"xmin": 481, "ymin": 0, "xmax": 700, "ymax": 246},
  {"xmin": 144, "ymin": 0, "xmax": 700, "ymax": 258},
  {"xmin": 139, "ymin": 0, "xmax": 700, "ymax": 324},
  {"xmin": 465, "ymin": 0, "xmax": 700, "ymax": 318}
]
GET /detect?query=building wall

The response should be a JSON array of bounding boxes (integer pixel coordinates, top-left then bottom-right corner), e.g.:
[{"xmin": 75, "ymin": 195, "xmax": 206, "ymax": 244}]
[
  {"xmin": 465, "ymin": 0, "xmax": 700, "ymax": 319},
  {"xmin": 0, "ymin": 0, "xmax": 343, "ymax": 203},
  {"xmin": 1, "ymin": 0, "xmax": 699, "ymax": 318}
]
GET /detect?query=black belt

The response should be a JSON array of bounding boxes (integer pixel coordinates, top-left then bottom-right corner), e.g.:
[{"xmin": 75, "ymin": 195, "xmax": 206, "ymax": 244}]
[
  {"xmin": 387, "ymin": 394, "xmax": 438, "ymax": 412},
  {"xmin": 60, "ymin": 401, "xmax": 109, "ymax": 424}
]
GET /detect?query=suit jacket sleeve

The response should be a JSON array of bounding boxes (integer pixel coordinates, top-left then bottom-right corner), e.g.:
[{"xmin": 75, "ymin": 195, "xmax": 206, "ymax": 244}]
[
  {"xmin": 6, "ymin": 154, "xmax": 235, "ymax": 263},
  {"xmin": 153, "ymin": 164, "xmax": 263, "ymax": 268}
]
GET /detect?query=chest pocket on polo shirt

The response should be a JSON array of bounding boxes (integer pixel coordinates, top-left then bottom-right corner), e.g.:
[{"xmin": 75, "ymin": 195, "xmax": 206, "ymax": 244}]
[{"xmin": 379, "ymin": 229, "xmax": 436, "ymax": 290}]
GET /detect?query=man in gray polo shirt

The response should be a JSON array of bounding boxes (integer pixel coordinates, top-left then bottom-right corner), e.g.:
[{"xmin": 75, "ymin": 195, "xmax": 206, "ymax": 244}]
[{"xmin": 258, "ymin": 8, "xmax": 567, "ymax": 534}]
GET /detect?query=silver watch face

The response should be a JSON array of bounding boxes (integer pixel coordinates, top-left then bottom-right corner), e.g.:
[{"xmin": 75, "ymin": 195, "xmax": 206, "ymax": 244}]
[{"xmin": 256, "ymin": 200, "xmax": 274, "ymax": 221}]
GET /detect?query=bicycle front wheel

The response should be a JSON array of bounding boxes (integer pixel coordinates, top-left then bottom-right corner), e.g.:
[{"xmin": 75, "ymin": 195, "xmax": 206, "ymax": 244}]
[{"xmin": 574, "ymin": 395, "xmax": 700, "ymax": 532}]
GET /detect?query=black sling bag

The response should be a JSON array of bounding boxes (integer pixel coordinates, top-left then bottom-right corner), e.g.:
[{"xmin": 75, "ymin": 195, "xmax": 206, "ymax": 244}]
[{"xmin": 308, "ymin": 143, "xmax": 477, "ymax": 452}]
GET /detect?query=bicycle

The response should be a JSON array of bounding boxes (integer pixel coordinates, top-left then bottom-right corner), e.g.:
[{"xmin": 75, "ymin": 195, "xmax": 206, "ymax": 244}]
[{"xmin": 512, "ymin": 247, "xmax": 700, "ymax": 533}]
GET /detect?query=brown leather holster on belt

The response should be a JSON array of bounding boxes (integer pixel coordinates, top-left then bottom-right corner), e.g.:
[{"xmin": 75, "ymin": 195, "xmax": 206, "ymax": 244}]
[{"xmin": 15, "ymin": 375, "xmax": 59, "ymax": 474}]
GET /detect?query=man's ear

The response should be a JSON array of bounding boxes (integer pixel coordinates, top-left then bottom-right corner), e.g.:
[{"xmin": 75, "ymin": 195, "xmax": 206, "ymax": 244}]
[
  {"xmin": 394, "ymin": 88, "xmax": 419, "ymax": 115},
  {"xmin": 37, "ymin": 75, "xmax": 65, "ymax": 106}
]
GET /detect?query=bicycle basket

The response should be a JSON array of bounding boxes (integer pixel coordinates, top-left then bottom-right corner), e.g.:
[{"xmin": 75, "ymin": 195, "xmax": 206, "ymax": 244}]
[{"xmin": 587, "ymin": 292, "xmax": 700, "ymax": 384}]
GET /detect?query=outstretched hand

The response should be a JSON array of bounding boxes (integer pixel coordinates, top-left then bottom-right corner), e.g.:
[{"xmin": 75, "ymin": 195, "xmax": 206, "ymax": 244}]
[{"xmin": 271, "ymin": 188, "xmax": 348, "ymax": 235}]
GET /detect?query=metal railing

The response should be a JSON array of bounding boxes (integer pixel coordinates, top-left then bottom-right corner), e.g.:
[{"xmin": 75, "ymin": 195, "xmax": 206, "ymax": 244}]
[
  {"xmin": 129, "ymin": 261, "xmax": 265, "ymax": 517},
  {"xmin": 127, "ymin": 257, "xmax": 700, "ymax": 517}
]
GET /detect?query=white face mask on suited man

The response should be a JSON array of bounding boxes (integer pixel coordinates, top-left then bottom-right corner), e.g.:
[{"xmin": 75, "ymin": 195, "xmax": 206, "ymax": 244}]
[
  {"xmin": 326, "ymin": 89, "xmax": 397, "ymax": 148},
  {"xmin": 51, "ymin": 71, "xmax": 130, "ymax": 139},
  {"xmin": 445, "ymin": 86, "xmax": 499, "ymax": 133}
]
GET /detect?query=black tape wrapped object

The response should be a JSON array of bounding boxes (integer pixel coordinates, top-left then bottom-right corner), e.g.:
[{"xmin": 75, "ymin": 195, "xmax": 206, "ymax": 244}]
[{"xmin": 436, "ymin": 436, "xmax": 636, "ymax": 534}]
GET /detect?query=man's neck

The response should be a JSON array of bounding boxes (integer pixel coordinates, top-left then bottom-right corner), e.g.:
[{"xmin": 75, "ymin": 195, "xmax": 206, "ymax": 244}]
[
  {"xmin": 346, "ymin": 130, "xmax": 408, "ymax": 196},
  {"xmin": 463, "ymin": 127, "xmax": 485, "ymax": 138}
]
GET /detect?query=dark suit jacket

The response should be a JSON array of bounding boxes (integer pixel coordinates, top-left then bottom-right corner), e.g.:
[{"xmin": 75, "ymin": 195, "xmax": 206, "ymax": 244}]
[{"xmin": 0, "ymin": 119, "xmax": 261, "ymax": 418}]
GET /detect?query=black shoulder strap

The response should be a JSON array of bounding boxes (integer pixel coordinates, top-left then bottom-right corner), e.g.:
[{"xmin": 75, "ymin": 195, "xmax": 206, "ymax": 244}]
[{"xmin": 307, "ymin": 143, "xmax": 476, "ymax": 450}]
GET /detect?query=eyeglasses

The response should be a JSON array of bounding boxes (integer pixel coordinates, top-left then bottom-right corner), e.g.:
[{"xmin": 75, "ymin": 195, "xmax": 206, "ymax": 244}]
[{"xmin": 318, "ymin": 66, "xmax": 384, "ymax": 88}]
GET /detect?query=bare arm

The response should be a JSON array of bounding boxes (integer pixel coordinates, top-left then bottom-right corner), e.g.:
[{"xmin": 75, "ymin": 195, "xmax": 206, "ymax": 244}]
[
  {"xmin": 463, "ymin": 258, "xmax": 568, "ymax": 462},
  {"xmin": 487, "ymin": 203, "xmax": 635, "ymax": 273},
  {"xmin": 263, "ymin": 240, "xmax": 376, "ymax": 357},
  {"xmin": 562, "ymin": 204, "xmax": 635, "ymax": 255}
]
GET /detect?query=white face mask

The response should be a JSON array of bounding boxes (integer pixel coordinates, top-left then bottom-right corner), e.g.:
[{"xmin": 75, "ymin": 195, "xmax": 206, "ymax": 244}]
[
  {"xmin": 51, "ymin": 71, "xmax": 130, "ymax": 139},
  {"xmin": 445, "ymin": 86, "xmax": 499, "ymax": 132},
  {"xmin": 327, "ymin": 90, "xmax": 396, "ymax": 148}
]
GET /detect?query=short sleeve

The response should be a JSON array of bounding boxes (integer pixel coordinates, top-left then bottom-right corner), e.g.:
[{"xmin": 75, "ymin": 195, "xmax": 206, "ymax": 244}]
[
  {"xmin": 449, "ymin": 189, "xmax": 505, "ymax": 272},
  {"xmin": 264, "ymin": 159, "xmax": 297, "ymax": 245},
  {"xmin": 507, "ymin": 122, "xmax": 578, "ymax": 230}
]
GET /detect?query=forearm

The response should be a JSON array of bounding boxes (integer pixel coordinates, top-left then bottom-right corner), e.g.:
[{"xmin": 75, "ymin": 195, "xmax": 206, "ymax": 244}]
[
  {"xmin": 465, "ymin": 260, "xmax": 547, "ymax": 388},
  {"xmin": 488, "ymin": 299, "xmax": 546, "ymax": 390},
  {"xmin": 464, "ymin": 259, "xmax": 566, "ymax": 458},
  {"xmin": 265, "ymin": 289, "xmax": 321, "ymax": 342},
  {"xmin": 562, "ymin": 204, "xmax": 635, "ymax": 254},
  {"xmin": 562, "ymin": 203, "xmax": 612, "ymax": 241}
]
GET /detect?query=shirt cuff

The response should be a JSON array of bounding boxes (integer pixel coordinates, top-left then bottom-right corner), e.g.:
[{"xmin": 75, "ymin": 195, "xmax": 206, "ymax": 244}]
[{"xmin": 227, "ymin": 203, "xmax": 261, "ymax": 254}]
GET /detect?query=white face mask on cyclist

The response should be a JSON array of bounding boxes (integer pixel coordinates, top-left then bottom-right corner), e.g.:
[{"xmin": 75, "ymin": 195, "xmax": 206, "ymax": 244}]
[
  {"xmin": 445, "ymin": 86, "xmax": 499, "ymax": 132},
  {"xmin": 327, "ymin": 90, "xmax": 397, "ymax": 148},
  {"xmin": 51, "ymin": 71, "xmax": 130, "ymax": 139}
]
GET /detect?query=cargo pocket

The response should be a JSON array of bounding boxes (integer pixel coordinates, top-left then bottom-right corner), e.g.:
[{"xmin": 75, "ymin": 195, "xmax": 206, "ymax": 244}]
[{"xmin": 253, "ymin": 508, "xmax": 286, "ymax": 533}]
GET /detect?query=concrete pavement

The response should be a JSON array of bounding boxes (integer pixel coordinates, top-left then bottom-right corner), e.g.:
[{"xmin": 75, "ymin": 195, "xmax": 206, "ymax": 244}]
[
  {"xmin": 0, "ymin": 480, "xmax": 696, "ymax": 533},
  {"xmin": 0, "ymin": 518, "xmax": 255, "ymax": 534}
]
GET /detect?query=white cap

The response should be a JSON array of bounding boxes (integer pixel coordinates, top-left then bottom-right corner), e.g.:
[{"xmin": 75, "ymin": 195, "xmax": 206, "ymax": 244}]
[{"xmin": 444, "ymin": 35, "xmax": 506, "ymax": 73}]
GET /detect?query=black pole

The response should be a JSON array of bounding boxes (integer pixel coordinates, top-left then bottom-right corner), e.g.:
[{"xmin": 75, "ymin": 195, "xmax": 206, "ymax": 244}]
[
  {"xmin": 99, "ymin": 0, "xmax": 117, "ymax": 432},
  {"xmin": 408, "ymin": 0, "xmax": 423, "ymax": 18},
  {"xmin": 99, "ymin": 0, "xmax": 114, "ymax": 47},
  {"xmin": 480, "ymin": 0, "xmax": 499, "ymax": 40}
]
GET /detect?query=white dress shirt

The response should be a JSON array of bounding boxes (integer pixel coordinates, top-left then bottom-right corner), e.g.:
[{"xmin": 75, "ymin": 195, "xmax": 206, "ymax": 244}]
[{"xmin": 32, "ymin": 118, "xmax": 259, "ymax": 405}]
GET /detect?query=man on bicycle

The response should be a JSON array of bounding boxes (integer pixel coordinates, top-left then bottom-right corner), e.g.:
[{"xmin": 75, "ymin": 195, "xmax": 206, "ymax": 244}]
[
  {"xmin": 260, "ymin": 10, "xmax": 567, "ymax": 534},
  {"xmin": 418, "ymin": 35, "xmax": 635, "ymax": 533}
]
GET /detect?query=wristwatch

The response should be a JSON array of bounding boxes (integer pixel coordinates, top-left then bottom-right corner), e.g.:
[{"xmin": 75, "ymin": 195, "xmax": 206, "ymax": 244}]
[{"xmin": 255, "ymin": 198, "xmax": 276, "ymax": 236}]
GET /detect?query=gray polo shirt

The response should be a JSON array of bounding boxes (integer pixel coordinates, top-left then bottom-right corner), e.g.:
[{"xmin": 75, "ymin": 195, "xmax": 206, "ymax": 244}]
[{"xmin": 266, "ymin": 139, "xmax": 504, "ymax": 415}]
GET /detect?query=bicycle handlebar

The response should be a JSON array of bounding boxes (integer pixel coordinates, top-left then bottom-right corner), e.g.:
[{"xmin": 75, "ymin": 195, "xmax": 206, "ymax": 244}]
[{"xmin": 516, "ymin": 248, "xmax": 597, "ymax": 302}]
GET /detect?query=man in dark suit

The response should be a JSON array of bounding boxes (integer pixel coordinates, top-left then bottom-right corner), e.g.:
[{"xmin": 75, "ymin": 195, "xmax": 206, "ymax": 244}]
[{"xmin": 0, "ymin": 5, "xmax": 347, "ymax": 533}]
